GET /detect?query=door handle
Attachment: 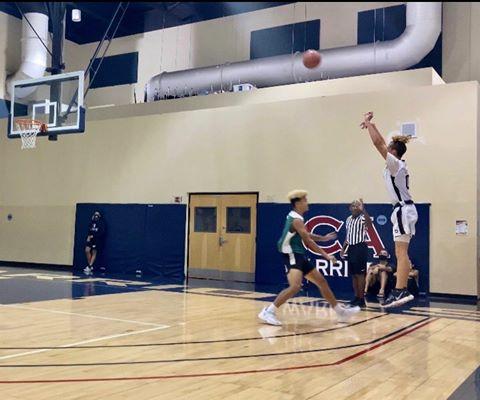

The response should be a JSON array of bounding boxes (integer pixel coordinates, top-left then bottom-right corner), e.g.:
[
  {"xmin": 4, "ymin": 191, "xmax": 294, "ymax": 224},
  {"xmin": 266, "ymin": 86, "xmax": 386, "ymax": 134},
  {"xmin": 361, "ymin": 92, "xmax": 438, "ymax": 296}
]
[{"xmin": 219, "ymin": 236, "xmax": 228, "ymax": 246}]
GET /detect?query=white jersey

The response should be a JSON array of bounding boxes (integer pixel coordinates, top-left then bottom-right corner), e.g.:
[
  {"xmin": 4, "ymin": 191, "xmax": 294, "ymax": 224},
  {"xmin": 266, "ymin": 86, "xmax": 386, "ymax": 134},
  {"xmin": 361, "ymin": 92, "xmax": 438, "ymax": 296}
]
[{"xmin": 383, "ymin": 153, "xmax": 413, "ymax": 205}]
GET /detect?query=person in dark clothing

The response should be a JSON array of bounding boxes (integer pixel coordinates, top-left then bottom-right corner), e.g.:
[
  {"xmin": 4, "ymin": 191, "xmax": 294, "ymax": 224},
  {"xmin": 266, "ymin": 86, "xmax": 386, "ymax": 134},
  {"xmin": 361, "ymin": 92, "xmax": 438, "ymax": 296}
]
[
  {"xmin": 340, "ymin": 199, "xmax": 373, "ymax": 308},
  {"xmin": 84, "ymin": 211, "xmax": 106, "ymax": 275}
]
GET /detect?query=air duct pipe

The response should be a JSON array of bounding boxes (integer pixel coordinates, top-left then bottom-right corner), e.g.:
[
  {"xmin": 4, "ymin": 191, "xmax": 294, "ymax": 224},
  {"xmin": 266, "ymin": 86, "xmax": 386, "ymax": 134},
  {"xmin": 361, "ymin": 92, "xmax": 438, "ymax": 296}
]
[
  {"xmin": 145, "ymin": 2, "xmax": 441, "ymax": 101},
  {"xmin": 6, "ymin": 4, "xmax": 49, "ymax": 99}
]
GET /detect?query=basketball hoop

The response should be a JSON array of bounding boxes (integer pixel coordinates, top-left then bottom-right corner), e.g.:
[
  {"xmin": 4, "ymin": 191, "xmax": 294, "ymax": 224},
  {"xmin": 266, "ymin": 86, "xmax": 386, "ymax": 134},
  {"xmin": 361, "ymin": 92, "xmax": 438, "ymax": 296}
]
[{"xmin": 15, "ymin": 119, "xmax": 45, "ymax": 149}]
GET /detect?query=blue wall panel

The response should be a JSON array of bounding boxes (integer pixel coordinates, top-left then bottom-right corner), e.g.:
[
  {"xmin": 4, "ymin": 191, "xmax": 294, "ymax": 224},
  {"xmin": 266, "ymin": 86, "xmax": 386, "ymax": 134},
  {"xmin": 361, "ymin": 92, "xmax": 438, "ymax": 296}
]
[
  {"xmin": 250, "ymin": 19, "xmax": 320, "ymax": 59},
  {"xmin": 357, "ymin": 4, "xmax": 442, "ymax": 75},
  {"xmin": 90, "ymin": 52, "xmax": 138, "ymax": 89},
  {"xmin": 0, "ymin": 99, "xmax": 28, "ymax": 119}
]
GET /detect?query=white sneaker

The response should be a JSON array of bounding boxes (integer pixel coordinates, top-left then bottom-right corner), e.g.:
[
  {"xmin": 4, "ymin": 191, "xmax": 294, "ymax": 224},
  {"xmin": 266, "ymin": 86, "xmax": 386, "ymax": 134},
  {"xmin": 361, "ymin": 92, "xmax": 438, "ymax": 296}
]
[
  {"xmin": 258, "ymin": 307, "xmax": 282, "ymax": 326},
  {"xmin": 335, "ymin": 304, "xmax": 361, "ymax": 322},
  {"xmin": 258, "ymin": 325, "xmax": 282, "ymax": 344},
  {"xmin": 83, "ymin": 266, "xmax": 92, "ymax": 275}
]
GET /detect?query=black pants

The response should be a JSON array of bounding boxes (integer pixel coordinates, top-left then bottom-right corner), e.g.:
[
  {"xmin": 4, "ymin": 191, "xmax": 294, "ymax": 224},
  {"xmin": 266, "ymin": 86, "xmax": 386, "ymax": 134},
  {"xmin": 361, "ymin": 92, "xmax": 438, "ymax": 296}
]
[{"xmin": 347, "ymin": 243, "xmax": 368, "ymax": 275}]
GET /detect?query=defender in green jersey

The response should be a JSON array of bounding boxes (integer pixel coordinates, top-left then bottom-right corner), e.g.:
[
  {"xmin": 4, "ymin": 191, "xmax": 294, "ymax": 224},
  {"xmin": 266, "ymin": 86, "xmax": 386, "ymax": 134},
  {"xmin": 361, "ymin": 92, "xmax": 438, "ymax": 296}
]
[{"xmin": 258, "ymin": 190, "xmax": 361, "ymax": 326}]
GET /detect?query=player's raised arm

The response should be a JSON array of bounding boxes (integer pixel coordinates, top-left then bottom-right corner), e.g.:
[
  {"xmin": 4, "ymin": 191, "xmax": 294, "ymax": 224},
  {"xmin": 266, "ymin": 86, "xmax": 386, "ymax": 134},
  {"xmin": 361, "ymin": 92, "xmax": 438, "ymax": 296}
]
[
  {"xmin": 360, "ymin": 112, "xmax": 388, "ymax": 160},
  {"xmin": 292, "ymin": 219, "xmax": 336, "ymax": 262}
]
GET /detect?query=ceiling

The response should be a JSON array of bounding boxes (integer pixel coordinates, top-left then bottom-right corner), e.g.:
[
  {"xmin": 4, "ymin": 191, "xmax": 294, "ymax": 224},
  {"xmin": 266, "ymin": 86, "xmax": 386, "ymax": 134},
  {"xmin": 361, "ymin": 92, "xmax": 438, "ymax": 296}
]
[{"xmin": 0, "ymin": 2, "xmax": 294, "ymax": 44}]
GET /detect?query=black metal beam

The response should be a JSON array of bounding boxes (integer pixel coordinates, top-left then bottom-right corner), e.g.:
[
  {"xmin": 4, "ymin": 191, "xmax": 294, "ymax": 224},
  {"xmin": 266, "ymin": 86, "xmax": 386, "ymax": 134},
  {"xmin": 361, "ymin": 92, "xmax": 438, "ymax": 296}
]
[
  {"xmin": 48, "ymin": 2, "xmax": 67, "ymax": 141},
  {"xmin": 49, "ymin": 2, "xmax": 66, "ymax": 75}
]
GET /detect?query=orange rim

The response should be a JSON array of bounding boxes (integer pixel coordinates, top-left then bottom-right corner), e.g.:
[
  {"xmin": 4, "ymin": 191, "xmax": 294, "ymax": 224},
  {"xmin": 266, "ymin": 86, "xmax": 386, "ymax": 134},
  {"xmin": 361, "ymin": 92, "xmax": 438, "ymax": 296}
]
[{"xmin": 15, "ymin": 118, "xmax": 47, "ymax": 133}]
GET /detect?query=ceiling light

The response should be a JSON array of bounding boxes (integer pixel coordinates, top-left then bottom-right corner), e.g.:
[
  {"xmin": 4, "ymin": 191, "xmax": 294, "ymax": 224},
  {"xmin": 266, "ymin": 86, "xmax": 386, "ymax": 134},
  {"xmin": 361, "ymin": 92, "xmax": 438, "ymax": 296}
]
[{"xmin": 72, "ymin": 9, "xmax": 81, "ymax": 23}]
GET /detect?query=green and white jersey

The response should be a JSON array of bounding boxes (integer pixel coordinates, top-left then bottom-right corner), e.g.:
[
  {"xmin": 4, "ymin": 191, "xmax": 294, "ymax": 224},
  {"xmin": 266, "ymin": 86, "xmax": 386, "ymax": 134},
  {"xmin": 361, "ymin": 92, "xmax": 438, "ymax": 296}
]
[{"xmin": 277, "ymin": 211, "xmax": 306, "ymax": 254}]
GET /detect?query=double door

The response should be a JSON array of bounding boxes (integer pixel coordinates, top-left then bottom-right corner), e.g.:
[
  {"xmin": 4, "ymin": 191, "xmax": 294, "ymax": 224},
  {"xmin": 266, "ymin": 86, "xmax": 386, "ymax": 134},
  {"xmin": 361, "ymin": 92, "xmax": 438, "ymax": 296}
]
[{"xmin": 188, "ymin": 194, "xmax": 257, "ymax": 282}]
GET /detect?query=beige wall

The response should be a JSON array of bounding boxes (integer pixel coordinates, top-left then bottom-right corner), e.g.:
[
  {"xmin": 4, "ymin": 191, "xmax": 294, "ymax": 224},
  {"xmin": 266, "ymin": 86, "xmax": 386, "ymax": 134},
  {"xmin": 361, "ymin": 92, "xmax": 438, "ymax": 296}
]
[
  {"xmin": 0, "ymin": 75, "xmax": 477, "ymax": 296},
  {"xmin": 478, "ymin": 85, "xmax": 480, "ymax": 300},
  {"xmin": 443, "ymin": 2, "xmax": 480, "ymax": 84},
  {"xmin": 0, "ymin": 206, "xmax": 74, "ymax": 264}
]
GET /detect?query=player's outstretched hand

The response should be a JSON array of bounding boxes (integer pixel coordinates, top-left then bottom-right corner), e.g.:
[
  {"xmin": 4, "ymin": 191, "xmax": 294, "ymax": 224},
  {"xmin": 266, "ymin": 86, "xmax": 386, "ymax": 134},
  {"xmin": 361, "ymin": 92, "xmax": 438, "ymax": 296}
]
[
  {"xmin": 323, "ymin": 232, "xmax": 338, "ymax": 241},
  {"xmin": 328, "ymin": 255, "xmax": 337, "ymax": 263},
  {"xmin": 358, "ymin": 198, "xmax": 365, "ymax": 212},
  {"xmin": 360, "ymin": 112, "xmax": 373, "ymax": 129}
]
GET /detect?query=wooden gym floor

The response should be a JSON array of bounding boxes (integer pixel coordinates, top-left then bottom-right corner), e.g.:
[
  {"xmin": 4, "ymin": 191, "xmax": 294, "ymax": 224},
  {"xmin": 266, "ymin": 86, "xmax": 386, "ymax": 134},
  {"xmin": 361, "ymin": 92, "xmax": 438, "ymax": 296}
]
[{"xmin": 0, "ymin": 267, "xmax": 478, "ymax": 400}]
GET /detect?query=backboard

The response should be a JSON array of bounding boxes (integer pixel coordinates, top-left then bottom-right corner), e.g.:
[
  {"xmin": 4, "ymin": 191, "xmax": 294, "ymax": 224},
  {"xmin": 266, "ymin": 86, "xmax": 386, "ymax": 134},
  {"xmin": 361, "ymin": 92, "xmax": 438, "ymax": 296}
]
[{"xmin": 8, "ymin": 71, "xmax": 85, "ymax": 139}]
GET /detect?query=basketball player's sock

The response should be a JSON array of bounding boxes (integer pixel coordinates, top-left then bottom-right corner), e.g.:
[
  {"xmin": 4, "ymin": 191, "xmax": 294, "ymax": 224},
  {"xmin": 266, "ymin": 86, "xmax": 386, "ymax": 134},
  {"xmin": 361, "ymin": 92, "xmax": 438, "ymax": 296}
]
[{"xmin": 267, "ymin": 304, "xmax": 278, "ymax": 313}]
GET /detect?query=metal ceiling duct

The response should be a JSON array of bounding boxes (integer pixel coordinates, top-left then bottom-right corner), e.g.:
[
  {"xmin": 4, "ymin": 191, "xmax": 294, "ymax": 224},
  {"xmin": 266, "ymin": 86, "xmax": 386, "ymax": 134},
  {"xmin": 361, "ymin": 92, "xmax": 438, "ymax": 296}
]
[
  {"xmin": 6, "ymin": 4, "xmax": 49, "ymax": 99},
  {"xmin": 145, "ymin": 2, "xmax": 441, "ymax": 102}
]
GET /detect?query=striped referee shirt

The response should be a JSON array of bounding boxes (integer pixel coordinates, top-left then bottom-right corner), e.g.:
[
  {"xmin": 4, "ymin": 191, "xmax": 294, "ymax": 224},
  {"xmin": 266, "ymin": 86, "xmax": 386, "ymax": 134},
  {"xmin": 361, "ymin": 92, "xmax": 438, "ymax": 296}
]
[{"xmin": 345, "ymin": 215, "xmax": 367, "ymax": 245}]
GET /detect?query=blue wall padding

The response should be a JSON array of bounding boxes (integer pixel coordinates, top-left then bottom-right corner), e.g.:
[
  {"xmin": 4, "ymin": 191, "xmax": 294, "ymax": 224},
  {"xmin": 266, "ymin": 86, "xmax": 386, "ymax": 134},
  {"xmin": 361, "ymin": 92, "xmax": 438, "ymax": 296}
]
[
  {"xmin": 255, "ymin": 203, "xmax": 430, "ymax": 294},
  {"xmin": 143, "ymin": 204, "xmax": 187, "ymax": 278},
  {"xmin": 74, "ymin": 203, "xmax": 430, "ymax": 293},
  {"xmin": 74, "ymin": 203, "xmax": 185, "ymax": 278}
]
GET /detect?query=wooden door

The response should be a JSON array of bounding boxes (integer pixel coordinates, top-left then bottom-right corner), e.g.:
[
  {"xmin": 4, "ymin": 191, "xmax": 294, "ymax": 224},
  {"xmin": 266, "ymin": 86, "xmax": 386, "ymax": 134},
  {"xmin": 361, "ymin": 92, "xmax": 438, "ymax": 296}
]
[{"xmin": 188, "ymin": 194, "xmax": 257, "ymax": 282}]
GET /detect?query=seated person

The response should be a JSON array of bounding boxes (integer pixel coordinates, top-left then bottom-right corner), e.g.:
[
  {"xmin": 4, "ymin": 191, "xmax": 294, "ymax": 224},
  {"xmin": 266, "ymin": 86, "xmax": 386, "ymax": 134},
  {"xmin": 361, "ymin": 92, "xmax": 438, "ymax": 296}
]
[{"xmin": 364, "ymin": 249, "xmax": 393, "ymax": 300}]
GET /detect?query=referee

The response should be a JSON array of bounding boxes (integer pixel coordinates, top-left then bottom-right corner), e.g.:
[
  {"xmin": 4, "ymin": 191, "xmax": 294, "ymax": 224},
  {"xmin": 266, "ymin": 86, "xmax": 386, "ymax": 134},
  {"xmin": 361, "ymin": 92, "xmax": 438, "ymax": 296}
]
[{"xmin": 341, "ymin": 199, "xmax": 373, "ymax": 308}]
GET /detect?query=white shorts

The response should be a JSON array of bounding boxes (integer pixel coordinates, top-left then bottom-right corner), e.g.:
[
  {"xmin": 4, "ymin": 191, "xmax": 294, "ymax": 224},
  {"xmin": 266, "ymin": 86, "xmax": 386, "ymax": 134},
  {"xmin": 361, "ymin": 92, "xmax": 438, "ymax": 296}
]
[{"xmin": 391, "ymin": 204, "xmax": 418, "ymax": 242}]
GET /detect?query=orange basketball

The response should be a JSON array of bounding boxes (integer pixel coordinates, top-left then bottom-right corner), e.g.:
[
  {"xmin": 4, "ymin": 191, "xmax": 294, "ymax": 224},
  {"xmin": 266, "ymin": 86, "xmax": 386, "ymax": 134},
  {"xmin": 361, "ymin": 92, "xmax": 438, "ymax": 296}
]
[{"xmin": 302, "ymin": 49, "xmax": 321, "ymax": 69}]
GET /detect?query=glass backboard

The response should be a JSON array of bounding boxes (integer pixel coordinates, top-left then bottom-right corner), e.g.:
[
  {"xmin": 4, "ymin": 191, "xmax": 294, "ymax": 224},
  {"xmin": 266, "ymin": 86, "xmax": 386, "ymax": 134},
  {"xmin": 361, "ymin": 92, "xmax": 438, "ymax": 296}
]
[{"xmin": 8, "ymin": 71, "xmax": 85, "ymax": 138}]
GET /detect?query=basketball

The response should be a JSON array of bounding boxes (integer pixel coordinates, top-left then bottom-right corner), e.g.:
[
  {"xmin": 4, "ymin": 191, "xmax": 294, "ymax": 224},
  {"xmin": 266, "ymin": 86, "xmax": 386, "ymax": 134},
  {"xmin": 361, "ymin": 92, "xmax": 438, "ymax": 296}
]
[{"xmin": 302, "ymin": 49, "xmax": 321, "ymax": 69}]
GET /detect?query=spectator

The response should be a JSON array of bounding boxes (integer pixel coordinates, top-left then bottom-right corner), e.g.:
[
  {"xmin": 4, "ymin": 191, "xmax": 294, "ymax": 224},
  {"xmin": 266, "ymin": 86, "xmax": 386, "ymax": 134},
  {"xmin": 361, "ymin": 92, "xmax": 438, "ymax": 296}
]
[
  {"xmin": 365, "ymin": 249, "xmax": 393, "ymax": 300},
  {"xmin": 83, "ymin": 211, "xmax": 106, "ymax": 275}
]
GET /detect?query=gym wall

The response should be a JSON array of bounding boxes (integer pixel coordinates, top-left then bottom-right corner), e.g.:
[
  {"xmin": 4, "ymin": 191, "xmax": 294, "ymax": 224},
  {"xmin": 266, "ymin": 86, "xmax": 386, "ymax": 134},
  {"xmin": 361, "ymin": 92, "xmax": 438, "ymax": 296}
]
[
  {"xmin": 0, "ymin": 69, "xmax": 477, "ymax": 296},
  {"xmin": 0, "ymin": 2, "xmax": 479, "ymax": 110}
]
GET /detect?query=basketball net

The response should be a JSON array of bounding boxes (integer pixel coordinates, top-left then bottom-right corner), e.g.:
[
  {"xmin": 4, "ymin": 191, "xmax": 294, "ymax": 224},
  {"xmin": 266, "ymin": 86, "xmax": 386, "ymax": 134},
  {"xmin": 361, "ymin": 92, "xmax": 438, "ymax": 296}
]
[{"xmin": 15, "ymin": 119, "xmax": 44, "ymax": 149}]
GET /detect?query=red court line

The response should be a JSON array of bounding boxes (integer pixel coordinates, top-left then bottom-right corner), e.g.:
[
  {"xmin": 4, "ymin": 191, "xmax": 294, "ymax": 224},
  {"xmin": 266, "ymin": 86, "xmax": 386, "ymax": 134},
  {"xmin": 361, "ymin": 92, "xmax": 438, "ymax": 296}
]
[{"xmin": 0, "ymin": 318, "xmax": 436, "ymax": 384}]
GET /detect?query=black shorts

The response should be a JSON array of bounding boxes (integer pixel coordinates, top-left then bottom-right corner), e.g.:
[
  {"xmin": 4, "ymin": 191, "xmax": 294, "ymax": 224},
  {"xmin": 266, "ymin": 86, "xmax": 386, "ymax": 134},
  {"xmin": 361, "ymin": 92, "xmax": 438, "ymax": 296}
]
[
  {"xmin": 85, "ymin": 238, "xmax": 102, "ymax": 251},
  {"xmin": 346, "ymin": 242, "xmax": 368, "ymax": 275},
  {"xmin": 282, "ymin": 253, "xmax": 315, "ymax": 276}
]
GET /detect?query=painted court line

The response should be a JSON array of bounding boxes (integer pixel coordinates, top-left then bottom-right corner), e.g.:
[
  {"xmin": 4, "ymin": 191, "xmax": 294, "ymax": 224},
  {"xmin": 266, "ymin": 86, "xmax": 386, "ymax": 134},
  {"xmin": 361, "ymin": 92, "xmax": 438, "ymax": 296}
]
[
  {"xmin": 0, "ymin": 315, "xmax": 386, "ymax": 350},
  {"xmin": 0, "ymin": 304, "xmax": 169, "ymax": 328},
  {"xmin": 0, "ymin": 317, "xmax": 431, "ymax": 367},
  {"xmin": 0, "ymin": 317, "xmax": 436, "ymax": 384},
  {"xmin": 0, "ymin": 326, "xmax": 170, "ymax": 362}
]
